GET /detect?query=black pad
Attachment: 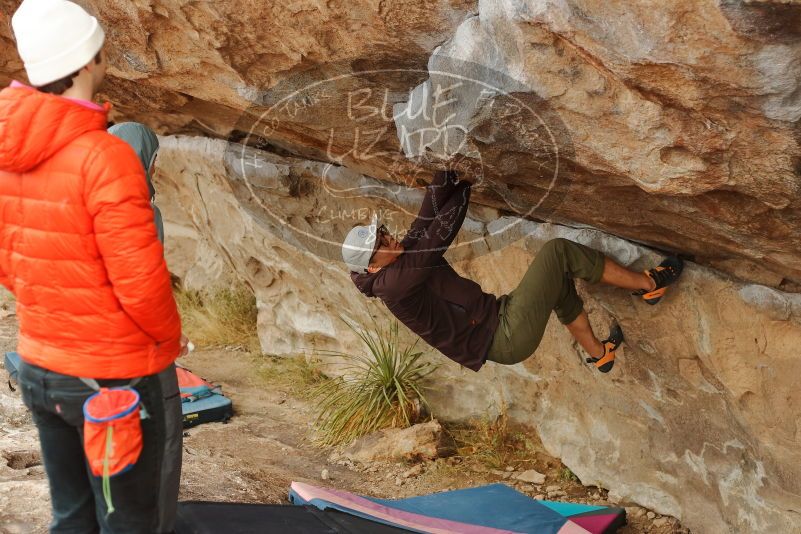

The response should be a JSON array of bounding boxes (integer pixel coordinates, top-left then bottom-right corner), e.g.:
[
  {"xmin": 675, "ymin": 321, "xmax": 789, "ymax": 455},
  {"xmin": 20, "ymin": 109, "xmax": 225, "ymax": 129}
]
[{"xmin": 175, "ymin": 501, "xmax": 413, "ymax": 534}]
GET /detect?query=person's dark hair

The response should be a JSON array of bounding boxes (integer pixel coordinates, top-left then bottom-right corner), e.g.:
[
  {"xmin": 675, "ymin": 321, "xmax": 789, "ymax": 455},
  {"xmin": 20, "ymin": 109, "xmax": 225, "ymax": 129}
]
[{"xmin": 36, "ymin": 50, "xmax": 103, "ymax": 95}]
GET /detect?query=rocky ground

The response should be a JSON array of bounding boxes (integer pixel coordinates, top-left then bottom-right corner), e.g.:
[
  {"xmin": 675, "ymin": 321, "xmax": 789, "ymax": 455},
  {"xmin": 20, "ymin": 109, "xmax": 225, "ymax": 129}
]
[{"xmin": 0, "ymin": 302, "xmax": 687, "ymax": 533}]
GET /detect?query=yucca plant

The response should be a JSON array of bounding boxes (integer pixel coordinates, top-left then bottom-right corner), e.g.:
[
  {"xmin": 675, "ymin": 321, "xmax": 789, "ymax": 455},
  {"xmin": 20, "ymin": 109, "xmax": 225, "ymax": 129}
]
[{"xmin": 311, "ymin": 319, "xmax": 437, "ymax": 447}]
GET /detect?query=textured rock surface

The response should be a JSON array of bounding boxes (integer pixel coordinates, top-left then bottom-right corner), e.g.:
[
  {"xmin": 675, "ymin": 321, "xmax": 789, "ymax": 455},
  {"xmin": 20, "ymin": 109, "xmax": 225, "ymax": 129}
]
[
  {"xmin": 396, "ymin": 0, "xmax": 801, "ymax": 284},
  {"xmin": 157, "ymin": 135, "xmax": 801, "ymax": 533},
  {"xmin": 2, "ymin": 0, "xmax": 800, "ymax": 284}
]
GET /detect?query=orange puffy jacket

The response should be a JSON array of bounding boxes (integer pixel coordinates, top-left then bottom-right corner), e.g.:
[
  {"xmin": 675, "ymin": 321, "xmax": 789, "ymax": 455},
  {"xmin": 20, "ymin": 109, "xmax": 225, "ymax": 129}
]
[{"xmin": 0, "ymin": 84, "xmax": 182, "ymax": 378}]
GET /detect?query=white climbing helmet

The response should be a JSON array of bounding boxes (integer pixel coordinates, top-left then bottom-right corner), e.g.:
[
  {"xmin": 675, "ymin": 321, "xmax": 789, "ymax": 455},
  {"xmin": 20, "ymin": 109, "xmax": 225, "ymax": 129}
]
[{"xmin": 341, "ymin": 214, "xmax": 383, "ymax": 273}]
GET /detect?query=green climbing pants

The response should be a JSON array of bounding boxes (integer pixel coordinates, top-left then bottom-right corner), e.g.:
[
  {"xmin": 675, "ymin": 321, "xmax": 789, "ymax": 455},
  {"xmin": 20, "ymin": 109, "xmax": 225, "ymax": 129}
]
[{"xmin": 486, "ymin": 238, "xmax": 605, "ymax": 366}]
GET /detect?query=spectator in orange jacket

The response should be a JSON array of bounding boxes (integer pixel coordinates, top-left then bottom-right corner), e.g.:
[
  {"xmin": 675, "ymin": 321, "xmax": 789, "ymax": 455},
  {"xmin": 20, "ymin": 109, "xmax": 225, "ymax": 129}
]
[{"xmin": 0, "ymin": 1, "xmax": 186, "ymax": 532}]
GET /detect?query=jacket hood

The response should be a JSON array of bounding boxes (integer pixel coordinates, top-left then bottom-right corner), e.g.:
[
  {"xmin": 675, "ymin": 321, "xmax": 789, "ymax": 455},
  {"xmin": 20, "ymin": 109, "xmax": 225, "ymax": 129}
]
[
  {"xmin": 0, "ymin": 84, "xmax": 108, "ymax": 173},
  {"xmin": 108, "ymin": 122, "xmax": 159, "ymax": 198},
  {"xmin": 351, "ymin": 271, "xmax": 378, "ymax": 298}
]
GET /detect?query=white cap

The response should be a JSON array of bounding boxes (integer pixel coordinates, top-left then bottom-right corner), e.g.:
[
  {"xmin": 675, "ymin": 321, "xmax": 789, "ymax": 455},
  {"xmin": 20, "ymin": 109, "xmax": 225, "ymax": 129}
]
[
  {"xmin": 12, "ymin": 0, "xmax": 106, "ymax": 87},
  {"xmin": 342, "ymin": 215, "xmax": 382, "ymax": 273}
]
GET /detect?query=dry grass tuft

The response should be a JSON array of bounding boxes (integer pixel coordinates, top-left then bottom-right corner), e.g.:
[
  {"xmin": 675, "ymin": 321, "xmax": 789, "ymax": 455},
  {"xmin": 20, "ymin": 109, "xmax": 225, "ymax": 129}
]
[
  {"xmin": 175, "ymin": 283, "xmax": 260, "ymax": 353},
  {"xmin": 256, "ymin": 354, "xmax": 327, "ymax": 395},
  {"xmin": 447, "ymin": 406, "xmax": 539, "ymax": 470}
]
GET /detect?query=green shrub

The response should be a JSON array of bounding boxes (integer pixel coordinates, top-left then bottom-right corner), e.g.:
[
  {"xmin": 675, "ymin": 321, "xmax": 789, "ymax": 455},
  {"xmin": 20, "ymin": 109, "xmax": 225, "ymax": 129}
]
[
  {"xmin": 559, "ymin": 466, "xmax": 579, "ymax": 483},
  {"xmin": 311, "ymin": 320, "xmax": 437, "ymax": 447}
]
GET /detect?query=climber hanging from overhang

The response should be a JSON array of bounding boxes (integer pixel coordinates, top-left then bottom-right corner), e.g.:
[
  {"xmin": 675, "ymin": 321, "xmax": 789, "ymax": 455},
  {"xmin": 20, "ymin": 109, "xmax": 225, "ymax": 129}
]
[{"xmin": 342, "ymin": 169, "xmax": 683, "ymax": 373}]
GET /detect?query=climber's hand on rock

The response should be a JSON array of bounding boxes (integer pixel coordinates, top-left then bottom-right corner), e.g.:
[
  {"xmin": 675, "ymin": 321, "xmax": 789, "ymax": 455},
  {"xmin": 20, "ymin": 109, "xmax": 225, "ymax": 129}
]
[{"xmin": 446, "ymin": 154, "xmax": 480, "ymax": 185}]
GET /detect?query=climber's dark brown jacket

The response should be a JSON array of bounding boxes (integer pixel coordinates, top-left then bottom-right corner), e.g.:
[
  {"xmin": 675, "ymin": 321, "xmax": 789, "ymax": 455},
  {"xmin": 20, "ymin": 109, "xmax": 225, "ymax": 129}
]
[{"xmin": 351, "ymin": 171, "xmax": 501, "ymax": 371}]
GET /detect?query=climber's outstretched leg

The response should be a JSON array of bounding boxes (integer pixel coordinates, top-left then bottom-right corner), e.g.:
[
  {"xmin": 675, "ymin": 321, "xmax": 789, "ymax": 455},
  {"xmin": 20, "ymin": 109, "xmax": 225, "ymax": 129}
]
[
  {"xmin": 566, "ymin": 251, "xmax": 683, "ymax": 371},
  {"xmin": 599, "ymin": 257, "xmax": 654, "ymax": 291},
  {"xmin": 568, "ymin": 314, "xmax": 625, "ymax": 373},
  {"xmin": 485, "ymin": 238, "xmax": 683, "ymax": 373},
  {"xmin": 566, "ymin": 311, "xmax": 605, "ymax": 365},
  {"xmin": 599, "ymin": 255, "xmax": 684, "ymax": 305},
  {"xmin": 486, "ymin": 238, "xmax": 612, "ymax": 368}
]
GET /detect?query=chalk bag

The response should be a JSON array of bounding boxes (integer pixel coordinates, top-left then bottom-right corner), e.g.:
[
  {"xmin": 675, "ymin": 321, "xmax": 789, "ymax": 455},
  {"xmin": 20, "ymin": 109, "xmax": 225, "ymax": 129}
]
[{"xmin": 82, "ymin": 386, "xmax": 143, "ymax": 515}]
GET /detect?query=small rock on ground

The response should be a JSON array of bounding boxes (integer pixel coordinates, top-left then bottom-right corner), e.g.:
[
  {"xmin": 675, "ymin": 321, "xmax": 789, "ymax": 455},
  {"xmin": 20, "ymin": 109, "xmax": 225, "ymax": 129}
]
[
  {"xmin": 402, "ymin": 464, "xmax": 423, "ymax": 478},
  {"xmin": 513, "ymin": 469, "xmax": 546, "ymax": 484}
]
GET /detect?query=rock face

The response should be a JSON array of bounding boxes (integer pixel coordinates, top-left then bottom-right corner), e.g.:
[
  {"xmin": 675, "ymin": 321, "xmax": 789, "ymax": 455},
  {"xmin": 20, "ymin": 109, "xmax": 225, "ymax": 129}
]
[
  {"xmin": 396, "ymin": 0, "xmax": 801, "ymax": 285},
  {"xmin": 2, "ymin": 1, "xmax": 801, "ymax": 532},
  {"xmin": 157, "ymin": 135, "xmax": 801, "ymax": 533},
  {"xmin": 2, "ymin": 0, "xmax": 800, "ymax": 284}
]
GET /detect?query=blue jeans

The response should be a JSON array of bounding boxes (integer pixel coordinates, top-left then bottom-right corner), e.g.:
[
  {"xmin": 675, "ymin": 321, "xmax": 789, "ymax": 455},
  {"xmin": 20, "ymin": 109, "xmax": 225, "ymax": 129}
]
[{"xmin": 19, "ymin": 360, "xmax": 181, "ymax": 534}]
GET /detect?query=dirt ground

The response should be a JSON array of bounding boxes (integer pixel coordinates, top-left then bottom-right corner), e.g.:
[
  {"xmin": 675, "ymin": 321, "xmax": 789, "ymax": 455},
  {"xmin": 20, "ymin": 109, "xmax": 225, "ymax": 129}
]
[{"xmin": 0, "ymin": 303, "xmax": 689, "ymax": 533}]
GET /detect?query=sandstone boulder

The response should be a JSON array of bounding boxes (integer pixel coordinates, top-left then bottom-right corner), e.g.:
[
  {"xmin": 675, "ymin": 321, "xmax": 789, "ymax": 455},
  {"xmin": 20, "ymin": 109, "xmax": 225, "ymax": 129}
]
[{"xmin": 2, "ymin": 0, "xmax": 799, "ymax": 284}]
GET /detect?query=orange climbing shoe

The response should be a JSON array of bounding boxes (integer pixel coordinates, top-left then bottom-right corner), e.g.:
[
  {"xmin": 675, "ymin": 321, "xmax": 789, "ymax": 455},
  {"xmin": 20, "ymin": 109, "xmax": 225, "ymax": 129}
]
[
  {"xmin": 586, "ymin": 323, "xmax": 624, "ymax": 373},
  {"xmin": 633, "ymin": 256, "xmax": 684, "ymax": 305}
]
